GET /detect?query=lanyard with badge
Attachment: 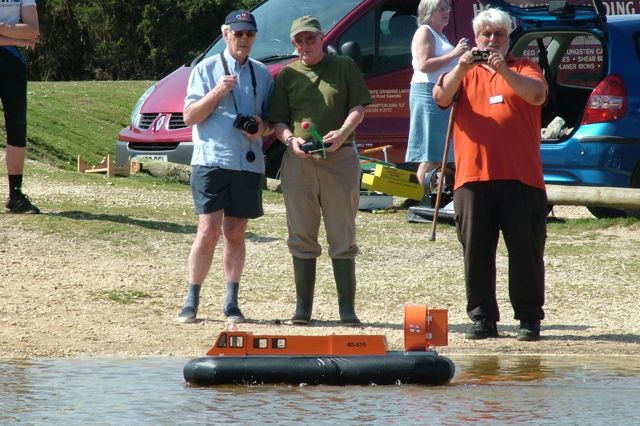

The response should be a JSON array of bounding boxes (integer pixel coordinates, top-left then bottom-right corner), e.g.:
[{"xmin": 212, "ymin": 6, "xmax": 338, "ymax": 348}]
[{"xmin": 220, "ymin": 53, "xmax": 259, "ymax": 163}]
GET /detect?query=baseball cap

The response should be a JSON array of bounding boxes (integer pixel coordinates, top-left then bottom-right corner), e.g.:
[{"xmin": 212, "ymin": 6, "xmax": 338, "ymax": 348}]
[
  {"xmin": 225, "ymin": 10, "xmax": 258, "ymax": 32},
  {"xmin": 290, "ymin": 16, "xmax": 322, "ymax": 38}
]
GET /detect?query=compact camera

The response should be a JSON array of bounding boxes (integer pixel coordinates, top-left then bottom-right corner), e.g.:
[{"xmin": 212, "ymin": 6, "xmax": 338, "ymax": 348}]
[
  {"xmin": 233, "ymin": 114, "xmax": 259, "ymax": 135},
  {"xmin": 300, "ymin": 139, "xmax": 332, "ymax": 153},
  {"xmin": 472, "ymin": 50, "xmax": 491, "ymax": 62}
]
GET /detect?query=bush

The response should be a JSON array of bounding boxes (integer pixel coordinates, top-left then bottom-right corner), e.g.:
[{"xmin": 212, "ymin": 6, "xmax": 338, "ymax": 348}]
[{"xmin": 26, "ymin": 0, "xmax": 260, "ymax": 81}]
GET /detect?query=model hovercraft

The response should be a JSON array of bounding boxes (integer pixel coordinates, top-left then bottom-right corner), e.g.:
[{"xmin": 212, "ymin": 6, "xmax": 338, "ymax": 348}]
[{"xmin": 183, "ymin": 305, "xmax": 455, "ymax": 386}]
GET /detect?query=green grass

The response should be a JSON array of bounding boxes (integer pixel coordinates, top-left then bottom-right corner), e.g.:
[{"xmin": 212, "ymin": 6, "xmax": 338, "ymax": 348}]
[
  {"xmin": 1, "ymin": 80, "xmax": 154, "ymax": 169},
  {"xmin": 3, "ymin": 80, "xmax": 640, "ymax": 243}
]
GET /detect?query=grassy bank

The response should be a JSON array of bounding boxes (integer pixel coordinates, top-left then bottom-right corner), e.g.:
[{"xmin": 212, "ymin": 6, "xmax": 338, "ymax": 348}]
[
  {"xmin": 4, "ymin": 80, "xmax": 640, "ymax": 249},
  {"xmin": 1, "ymin": 80, "xmax": 154, "ymax": 169}
]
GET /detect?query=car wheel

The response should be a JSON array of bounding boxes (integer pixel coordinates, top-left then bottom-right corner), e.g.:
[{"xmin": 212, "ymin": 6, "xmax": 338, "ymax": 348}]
[
  {"xmin": 587, "ymin": 206, "xmax": 627, "ymax": 219},
  {"xmin": 624, "ymin": 164, "xmax": 640, "ymax": 218},
  {"xmin": 588, "ymin": 164, "xmax": 640, "ymax": 219}
]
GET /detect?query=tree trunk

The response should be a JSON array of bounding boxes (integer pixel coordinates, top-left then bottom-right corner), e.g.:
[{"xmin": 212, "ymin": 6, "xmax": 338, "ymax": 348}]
[
  {"xmin": 546, "ymin": 185, "xmax": 640, "ymax": 208},
  {"xmin": 130, "ymin": 160, "xmax": 191, "ymax": 184}
]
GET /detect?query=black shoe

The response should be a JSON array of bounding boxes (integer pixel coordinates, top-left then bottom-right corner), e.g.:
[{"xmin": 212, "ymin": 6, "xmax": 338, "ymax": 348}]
[
  {"xmin": 465, "ymin": 317, "xmax": 499, "ymax": 340},
  {"xmin": 517, "ymin": 319, "xmax": 541, "ymax": 341},
  {"xmin": 176, "ymin": 305, "xmax": 197, "ymax": 323},
  {"xmin": 6, "ymin": 192, "xmax": 40, "ymax": 214},
  {"xmin": 224, "ymin": 306, "xmax": 245, "ymax": 324}
]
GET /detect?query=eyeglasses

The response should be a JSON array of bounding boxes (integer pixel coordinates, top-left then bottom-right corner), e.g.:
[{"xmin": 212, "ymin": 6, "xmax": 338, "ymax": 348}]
[
  {"xmin": 293, "ymin": 33, "xmax": 320, "ymax": 47},
  {"xmin": 231, "ymin": 30, "xmax": 256, "ymax": 39}
]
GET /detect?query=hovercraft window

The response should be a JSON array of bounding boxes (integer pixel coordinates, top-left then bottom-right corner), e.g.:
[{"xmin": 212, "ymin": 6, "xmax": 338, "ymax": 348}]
[
  {"xmin": 254, "ymin": 338, "xmax": 268, "ymax": 349},
  {"xmin": 272, "ymin": 338, "xmax": 287, "ymax": 349},
  {"xmin": 229, "ymin": 335, "xmax": 244, "ymax": 348},
  {"xmin": 216, "ymin": 334, "xmax": 227, "ymax": 348}
]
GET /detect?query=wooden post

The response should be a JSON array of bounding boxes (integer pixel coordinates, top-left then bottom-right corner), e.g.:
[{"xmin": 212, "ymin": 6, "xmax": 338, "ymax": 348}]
[
  {"xmin": 129, "ymin": 159, "xmax": 191, "ymax": 184},
  {"xmin": 546, "ymin": 184, "xmax": 640, "ymax": 208}
]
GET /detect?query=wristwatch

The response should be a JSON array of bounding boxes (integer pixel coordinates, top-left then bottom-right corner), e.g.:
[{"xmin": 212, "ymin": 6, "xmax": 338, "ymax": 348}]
[{"xmin": 285, "ymin": 135, "xmax": 295, "ymax": 146}]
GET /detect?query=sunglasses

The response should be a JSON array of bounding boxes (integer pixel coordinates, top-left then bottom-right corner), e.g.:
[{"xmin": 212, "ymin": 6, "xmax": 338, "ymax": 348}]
[
  {"xmin": 231, "ymin": 30, "xmax": 256, "ymax": 39},
  {"xmin": 293, "ymin": 33, "xmax": 320, "ymax": 47}
]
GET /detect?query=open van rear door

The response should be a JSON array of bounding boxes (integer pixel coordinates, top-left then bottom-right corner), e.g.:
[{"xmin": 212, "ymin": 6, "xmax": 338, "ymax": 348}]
[{"xmin": 479, "ymin": 0, "xmax": 607, "ymax": 36}]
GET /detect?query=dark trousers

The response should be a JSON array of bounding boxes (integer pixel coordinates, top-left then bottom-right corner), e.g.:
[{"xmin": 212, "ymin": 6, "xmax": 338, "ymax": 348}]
[
  {"xmin": 0, "ymin": 48, "xmax": 27, "ymax": 148},
  {"xmin": 454, "ymin": 180, "xmax": 547, "ymax": 322}
]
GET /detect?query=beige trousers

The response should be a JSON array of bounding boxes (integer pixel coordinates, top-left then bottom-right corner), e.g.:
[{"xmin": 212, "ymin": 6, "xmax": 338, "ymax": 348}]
[{"xmin": 280, "ymin": 145, "xmax": 360, "ymax": 259}]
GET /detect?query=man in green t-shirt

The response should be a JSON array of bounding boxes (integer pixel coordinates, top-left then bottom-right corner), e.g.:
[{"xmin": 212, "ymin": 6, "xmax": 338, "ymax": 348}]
[{"xmin": 271, "ymin": 15, "xmax": 372, "ymax": 325}]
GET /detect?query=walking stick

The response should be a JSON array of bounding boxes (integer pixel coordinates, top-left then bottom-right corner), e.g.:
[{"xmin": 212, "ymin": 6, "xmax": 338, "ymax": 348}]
[{"xmin": 429, "ymin": 98, "xmax": 457, "ymax": 242}]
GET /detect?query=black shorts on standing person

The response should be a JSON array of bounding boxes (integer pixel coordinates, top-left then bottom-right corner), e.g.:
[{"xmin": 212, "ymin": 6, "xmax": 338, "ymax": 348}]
[
  {"xmin": 190, "ymin": 166, "xmax": 263, "ymax": 218},
  {"xmin": 1, "ymin": 1, "xmax": 40, "ymax": 214}
]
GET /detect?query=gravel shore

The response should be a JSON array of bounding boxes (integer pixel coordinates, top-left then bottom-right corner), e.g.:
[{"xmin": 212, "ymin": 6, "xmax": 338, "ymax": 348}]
[{"xmin": 1, "ymin": 161, "xmax": 639, "ymax": 358}]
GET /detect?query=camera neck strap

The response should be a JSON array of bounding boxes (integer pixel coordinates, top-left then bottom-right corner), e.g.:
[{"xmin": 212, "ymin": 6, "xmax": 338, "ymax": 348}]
[{"xmin": 220, "ymin": 52, "xmax": 257, "ymax": 114}]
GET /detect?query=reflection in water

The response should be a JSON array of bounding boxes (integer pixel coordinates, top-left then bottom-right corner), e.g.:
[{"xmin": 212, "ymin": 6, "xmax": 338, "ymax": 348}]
[
  {"xmin": 456, "ymin": 355, "xmax": 550, "ymax": 383},
  {"xmin": 0, "ymin": 356, "xmax": 639, "ymax": 424},
  {"xmin": 451, "ymin": 356, "xmax": 640, "ymax": 425}
]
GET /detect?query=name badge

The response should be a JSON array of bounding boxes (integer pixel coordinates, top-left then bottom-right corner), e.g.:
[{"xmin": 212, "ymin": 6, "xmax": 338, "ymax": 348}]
[{"xmin": 490, "ymin": 95, "xmax": 504, "ymax": 104}]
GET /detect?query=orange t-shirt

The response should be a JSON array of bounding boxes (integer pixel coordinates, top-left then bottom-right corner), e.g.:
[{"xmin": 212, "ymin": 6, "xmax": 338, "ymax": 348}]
[{"xmin": 452, "ymin": 56, "xmax": 547, "ymax": 191}]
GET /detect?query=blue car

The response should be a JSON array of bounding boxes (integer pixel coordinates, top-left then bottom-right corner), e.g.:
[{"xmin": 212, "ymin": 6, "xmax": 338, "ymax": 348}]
[{"xmin": 493, "ymin": 0, "xmax": 640, "ymax": 218}]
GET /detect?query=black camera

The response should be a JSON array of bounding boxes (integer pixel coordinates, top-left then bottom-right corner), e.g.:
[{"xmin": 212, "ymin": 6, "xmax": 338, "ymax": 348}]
[
  {"xmin": 300, "ymin": 139, "xmax": 332, "ymax": 153},
  {"xmin": 233, "ymin": 114, "xmax": 259, "ymax": 135},
  {"xmin": 472, "ymin": 50, "xmax": 490, "ymax": 62}
]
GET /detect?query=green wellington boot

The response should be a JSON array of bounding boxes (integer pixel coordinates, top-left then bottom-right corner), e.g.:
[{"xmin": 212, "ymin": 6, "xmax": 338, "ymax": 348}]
[
  {"xmin": 291, "ymin": 257, "xmax": 317, "ymax": 325},
  {"xmin": 332, "ymin": 258, "xmax": 361, "ymax": 325}
]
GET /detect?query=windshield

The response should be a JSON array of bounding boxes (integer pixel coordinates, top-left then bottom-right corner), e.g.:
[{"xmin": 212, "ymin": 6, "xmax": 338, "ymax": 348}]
[{"xmin": 202, "ymin": 0, "xmax": 363, "ymax": 62}]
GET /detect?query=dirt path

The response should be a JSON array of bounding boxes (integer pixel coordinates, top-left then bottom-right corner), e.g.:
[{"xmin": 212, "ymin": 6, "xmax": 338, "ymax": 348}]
[{"xmin": 1, "ymin": 164, "xmax": 639, "ymax": 358}]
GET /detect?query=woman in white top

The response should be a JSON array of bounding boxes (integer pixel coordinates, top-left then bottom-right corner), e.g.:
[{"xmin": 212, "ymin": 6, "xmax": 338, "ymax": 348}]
[
  {"xmin": 406, "ymin": 0, "xmax": 468, "ymax": 187},
  {"xmin": 0, "ymin": 0, "xmax": 40, "ymax": 213}
]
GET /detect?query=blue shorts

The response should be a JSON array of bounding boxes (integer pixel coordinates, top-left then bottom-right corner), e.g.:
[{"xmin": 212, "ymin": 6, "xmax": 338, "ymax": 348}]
[{"xmin": 191, "ymin": 166, "xmax": 263, "ymax": 218}]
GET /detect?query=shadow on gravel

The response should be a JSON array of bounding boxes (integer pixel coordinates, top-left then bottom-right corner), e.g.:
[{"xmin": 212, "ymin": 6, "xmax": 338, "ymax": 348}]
[
  {"xmin": 544, "ymin": 333, "xmax": 640, "ymax": 343},
  {"xmin": 48, "ymin": 211, "xmax": 280, "ymax": 243},
  {"xmin": 448, "ymin": 322, "xmax": 638, "ymax": 343},
  {"xmin": 50, "ymin": 210, "xmax": 196, "ymax": 234}
]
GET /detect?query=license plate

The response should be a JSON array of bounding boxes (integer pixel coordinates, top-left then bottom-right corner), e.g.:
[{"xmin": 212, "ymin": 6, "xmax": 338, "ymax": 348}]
[{"xmin": 133, "ymin": 154, "xmax": 168, "ymax": 162}]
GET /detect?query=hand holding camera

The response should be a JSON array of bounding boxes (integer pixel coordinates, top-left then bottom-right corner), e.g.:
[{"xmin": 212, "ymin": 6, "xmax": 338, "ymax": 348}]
[
  {"xmin": 453, "ymin": 37, "xmax": 470, "ymax": 57},
  {"xmin": 472, "ymin": 50, "xmax": 491, "ymax": 62}
]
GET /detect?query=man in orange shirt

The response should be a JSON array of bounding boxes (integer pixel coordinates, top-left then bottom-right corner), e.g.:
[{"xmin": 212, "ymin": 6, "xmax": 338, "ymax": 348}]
[{"xmin": 433, "ymin": 7, "xmax": 548, "ymax": 341}]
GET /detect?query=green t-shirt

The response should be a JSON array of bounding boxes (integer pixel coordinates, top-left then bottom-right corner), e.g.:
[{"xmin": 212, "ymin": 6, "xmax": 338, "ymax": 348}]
[{"xmin": 270, "ymin": 55, "xmax": 372, "ymax": 142}]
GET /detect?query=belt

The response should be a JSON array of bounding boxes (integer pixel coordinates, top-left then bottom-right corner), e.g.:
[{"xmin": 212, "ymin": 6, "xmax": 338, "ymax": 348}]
[{"xmin": 339, "ymin": 141, "xmax": 356, "ymax": 149}]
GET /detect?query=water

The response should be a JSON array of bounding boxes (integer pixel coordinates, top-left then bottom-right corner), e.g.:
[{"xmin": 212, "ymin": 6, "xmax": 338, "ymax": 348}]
[{"xmin": 1, "ymin": 356, "xmax": 638, "ymax": 425}]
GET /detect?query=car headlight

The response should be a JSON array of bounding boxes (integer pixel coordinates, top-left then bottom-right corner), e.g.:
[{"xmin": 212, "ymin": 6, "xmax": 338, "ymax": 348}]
[{"xmin": 130, "ymin": 84, "xmax": 156, "ymax": 128}]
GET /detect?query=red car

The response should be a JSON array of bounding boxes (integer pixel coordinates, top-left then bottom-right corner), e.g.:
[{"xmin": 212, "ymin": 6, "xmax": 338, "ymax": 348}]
[{"xmin": 115, "ymin": 0, "xmax": 480, "ymax": 177}]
